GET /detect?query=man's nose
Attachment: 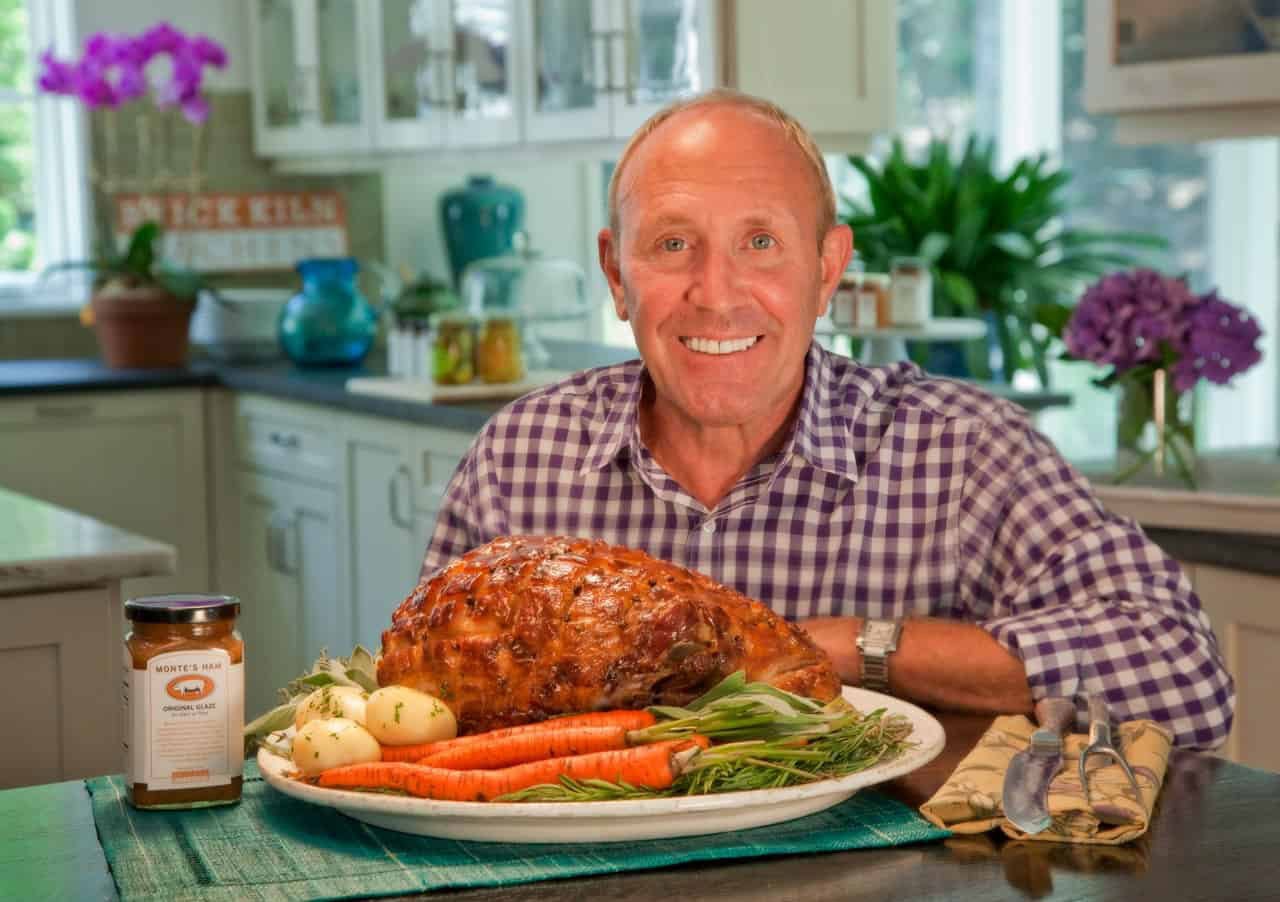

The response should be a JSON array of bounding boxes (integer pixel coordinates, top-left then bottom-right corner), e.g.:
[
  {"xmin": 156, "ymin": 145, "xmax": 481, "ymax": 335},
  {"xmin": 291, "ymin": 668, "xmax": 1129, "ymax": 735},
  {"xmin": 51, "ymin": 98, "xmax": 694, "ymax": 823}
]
[{"xmin": 685, "ymin": 246, "xmax": 738, "ymax": 311}]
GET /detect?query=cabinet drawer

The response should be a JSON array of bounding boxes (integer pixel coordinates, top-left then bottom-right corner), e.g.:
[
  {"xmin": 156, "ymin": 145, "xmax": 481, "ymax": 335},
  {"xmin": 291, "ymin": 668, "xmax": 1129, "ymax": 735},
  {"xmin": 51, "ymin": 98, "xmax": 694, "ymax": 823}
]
[{"xmin": 233, "ymin": 396, "xmax": 340, "ymax": 485}]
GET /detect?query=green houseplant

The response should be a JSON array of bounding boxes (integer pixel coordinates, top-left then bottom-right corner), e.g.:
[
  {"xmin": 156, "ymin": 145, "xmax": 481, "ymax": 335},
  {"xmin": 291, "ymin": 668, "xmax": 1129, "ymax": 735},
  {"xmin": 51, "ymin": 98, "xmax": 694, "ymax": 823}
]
[{"xmin": 841, "ymin": 137, "xmax": 1167, "ymax": 385}]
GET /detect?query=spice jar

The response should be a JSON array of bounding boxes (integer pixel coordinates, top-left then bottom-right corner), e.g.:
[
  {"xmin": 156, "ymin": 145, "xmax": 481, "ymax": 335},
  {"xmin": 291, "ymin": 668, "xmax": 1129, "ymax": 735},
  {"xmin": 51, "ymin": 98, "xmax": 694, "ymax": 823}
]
[
  {"xmin": 856, "ymin": 273, "xmax": 892, "ymax": 328},
  {"xmin": 432, "ymin": 314, "xmax": 476, "ymax": 384},
  {"xmin": 477, "ymin": 316, "xmax": 524, "ymax": 383},
  {"xmin": 123, "ymin": 594, "xmax": 244, "ymax": 810},
  {"xmin": 890, "ymin": 257, "xmax": 933, "ymax": 326}
]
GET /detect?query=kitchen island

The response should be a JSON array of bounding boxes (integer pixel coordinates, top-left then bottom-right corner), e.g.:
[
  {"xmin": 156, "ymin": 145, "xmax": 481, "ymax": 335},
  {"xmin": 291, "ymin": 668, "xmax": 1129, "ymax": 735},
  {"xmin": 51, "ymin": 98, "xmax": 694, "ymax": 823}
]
[
  {"xmin": 0, "ymin": 486, "xmax": 175, "ymax": 789},
  {"xmin": 4, "ymin": 710, "xmax": 1277, "ymax": 901}
]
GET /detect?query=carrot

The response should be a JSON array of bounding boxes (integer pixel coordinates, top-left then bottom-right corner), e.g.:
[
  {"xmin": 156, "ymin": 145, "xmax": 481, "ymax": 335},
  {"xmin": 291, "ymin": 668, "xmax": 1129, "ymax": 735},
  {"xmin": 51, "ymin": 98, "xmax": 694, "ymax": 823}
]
[
  {"xmin": 380, "ymin": 709, "xmax": 657, "ymax": 762},
  {"xmin": 320, "ymin": 737, "xmax": 703, "ymax": 801},
  {"xmin": 419, "ymin": 725, "xmax": 629, "ymax": 770}
]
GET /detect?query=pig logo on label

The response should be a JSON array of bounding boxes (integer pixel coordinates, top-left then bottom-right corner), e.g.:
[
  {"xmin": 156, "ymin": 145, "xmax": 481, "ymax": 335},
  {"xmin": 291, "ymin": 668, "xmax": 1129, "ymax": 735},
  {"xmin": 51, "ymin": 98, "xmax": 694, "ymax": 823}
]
[{"xmin": 165, "ymin": 674, "xmax": 215, "ymax": 702}]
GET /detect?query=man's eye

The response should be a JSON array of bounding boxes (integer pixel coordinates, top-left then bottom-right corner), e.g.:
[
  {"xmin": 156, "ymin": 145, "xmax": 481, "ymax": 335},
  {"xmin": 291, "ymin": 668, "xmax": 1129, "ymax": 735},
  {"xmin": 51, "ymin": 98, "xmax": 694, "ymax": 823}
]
[
  {"xmin": 662, "ymin": 237, "xmax": 686, "ymax": 252},
  {"xmin": 750, "ymin": 234, "xmax": 776, "ymax": 250}
]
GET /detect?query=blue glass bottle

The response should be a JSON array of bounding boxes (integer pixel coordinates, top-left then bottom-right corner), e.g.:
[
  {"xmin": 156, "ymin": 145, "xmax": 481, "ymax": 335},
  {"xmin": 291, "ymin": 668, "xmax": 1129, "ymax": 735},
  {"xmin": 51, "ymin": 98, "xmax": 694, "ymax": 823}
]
[{"xmin": 278, "ymin": 258, "xmax": 378, "ymax": 366}]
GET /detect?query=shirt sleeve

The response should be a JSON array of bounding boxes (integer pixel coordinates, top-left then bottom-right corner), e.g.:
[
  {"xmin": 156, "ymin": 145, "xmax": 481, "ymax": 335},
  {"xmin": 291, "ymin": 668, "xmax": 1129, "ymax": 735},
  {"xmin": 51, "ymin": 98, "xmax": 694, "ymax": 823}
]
[
  {"xmin": 955, "ymin": 413, "xmax": 1235, "ymax": 750},
  {"xmin": 418, "ymin": 423, "xmax": 511, "ymax": 581}
]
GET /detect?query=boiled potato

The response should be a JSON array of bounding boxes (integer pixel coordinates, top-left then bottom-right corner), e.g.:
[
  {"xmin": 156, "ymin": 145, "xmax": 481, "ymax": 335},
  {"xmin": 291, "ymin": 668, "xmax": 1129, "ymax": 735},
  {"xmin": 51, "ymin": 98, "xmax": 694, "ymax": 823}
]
[
  {"xmin": 294, "ymin": 685, "xmax": 368, "ymax": 730},
  {"xmin": 366, "ymin": 686, "xmax": 457, "ymax": 746},
  {"xmin": 291, "ymin": 717, "xmax": 381, "ymax": 776}
]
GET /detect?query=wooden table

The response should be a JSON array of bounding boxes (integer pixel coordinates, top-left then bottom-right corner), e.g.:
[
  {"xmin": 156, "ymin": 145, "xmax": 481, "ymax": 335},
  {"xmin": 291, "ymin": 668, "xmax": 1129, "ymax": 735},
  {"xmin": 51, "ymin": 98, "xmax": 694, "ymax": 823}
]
[{"xmin": 5, "ymin": 713, "xmax": 1279, "ymax": 902}]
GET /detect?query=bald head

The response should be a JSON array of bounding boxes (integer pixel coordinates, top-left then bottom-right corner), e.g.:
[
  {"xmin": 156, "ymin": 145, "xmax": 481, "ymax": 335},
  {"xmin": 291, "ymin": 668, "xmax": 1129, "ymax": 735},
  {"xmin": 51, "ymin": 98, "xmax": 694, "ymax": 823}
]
[{"xmin": 607, "ymin": 90, "xmax": 837, "ymax": 251}]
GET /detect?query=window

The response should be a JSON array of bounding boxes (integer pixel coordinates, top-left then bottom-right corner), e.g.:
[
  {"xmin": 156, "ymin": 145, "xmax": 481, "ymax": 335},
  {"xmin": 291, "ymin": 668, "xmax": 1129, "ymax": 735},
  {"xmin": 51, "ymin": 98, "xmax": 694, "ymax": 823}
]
[
  {"xmin": 871, "ymin": 0, "xmax": 1278, "ymax": 458},
  {"xmin": 0, "ymin": 0, "xmax": 90, "ymax": 305}
]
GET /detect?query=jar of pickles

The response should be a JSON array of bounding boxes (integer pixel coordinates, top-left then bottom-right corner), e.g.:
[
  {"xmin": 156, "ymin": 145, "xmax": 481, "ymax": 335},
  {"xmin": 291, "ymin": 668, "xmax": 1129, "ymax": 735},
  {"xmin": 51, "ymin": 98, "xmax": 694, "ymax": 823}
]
[
  {"xmin": 477, "ymin": 316, "xmax": 524, "ymax": 383},
  {"xmin": 432, "ymin": 314, "xmax": 476, "ymax": 385}
]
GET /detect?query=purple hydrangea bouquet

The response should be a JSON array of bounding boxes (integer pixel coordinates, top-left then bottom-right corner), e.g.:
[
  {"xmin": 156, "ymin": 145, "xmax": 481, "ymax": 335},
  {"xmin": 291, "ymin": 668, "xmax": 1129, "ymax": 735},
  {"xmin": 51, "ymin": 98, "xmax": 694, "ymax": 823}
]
[{"xmin": 1063, "ymin": 268, "xmax": 1263, "ymax": 487}]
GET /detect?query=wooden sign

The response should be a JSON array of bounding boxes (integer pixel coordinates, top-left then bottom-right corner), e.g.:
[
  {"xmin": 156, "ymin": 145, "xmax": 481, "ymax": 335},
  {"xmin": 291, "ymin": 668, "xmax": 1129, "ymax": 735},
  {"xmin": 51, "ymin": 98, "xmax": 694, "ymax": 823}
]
[{"xmin": 112, "ymin": 190, "xmax": 350, "ymax": 272}]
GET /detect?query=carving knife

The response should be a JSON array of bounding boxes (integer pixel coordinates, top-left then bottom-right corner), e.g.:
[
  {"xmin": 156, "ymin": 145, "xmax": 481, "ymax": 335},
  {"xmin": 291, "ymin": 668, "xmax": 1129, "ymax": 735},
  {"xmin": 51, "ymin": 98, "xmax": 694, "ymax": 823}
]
[{"xmin": 1002, "ymin": 697, "xmax": 1076, "ymax": 835}]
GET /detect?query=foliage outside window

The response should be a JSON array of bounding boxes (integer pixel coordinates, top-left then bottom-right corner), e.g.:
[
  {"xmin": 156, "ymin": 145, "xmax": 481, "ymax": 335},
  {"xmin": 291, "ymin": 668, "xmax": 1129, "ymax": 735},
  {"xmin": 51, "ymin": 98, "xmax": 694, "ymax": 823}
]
[{"xmin": 0, "ymin": 0, "xmax": 35, "ymax": 273}]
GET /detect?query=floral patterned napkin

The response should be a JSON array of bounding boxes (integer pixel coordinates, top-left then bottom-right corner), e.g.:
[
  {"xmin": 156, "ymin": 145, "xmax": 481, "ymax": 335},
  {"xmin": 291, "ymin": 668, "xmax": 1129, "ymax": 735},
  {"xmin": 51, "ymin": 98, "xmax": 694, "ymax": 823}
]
[{"xmin": 919, "ymin": 714, "xmax": 1173, "ymax": 845}]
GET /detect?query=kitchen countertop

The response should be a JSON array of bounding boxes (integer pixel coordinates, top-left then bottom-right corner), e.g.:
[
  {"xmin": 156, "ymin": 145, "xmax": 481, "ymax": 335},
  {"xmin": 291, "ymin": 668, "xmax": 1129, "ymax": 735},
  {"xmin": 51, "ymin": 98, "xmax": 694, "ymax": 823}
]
[
  {"xmin": 0, "ymin": 486, "xmax": 176, "ymax": 593},
  {"xmin": 0, "ymin": 341, "xmax": 1075, "ymax": 433}
]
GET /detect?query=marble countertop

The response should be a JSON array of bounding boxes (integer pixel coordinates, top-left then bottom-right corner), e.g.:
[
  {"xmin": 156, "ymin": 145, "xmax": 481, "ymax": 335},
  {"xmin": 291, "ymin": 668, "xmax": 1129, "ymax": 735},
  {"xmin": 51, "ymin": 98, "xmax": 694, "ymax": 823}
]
[{"xmin": 0, "ymin": 487, "xmax": 176, "ymax": 593}]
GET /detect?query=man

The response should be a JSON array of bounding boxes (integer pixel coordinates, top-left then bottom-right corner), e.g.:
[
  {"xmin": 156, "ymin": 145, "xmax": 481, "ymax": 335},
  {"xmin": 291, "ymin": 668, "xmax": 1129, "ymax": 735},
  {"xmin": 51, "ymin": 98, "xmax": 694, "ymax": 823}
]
[{"xmin": 422, "ymin": 90, "xmax": 1233, "ymax": 749}]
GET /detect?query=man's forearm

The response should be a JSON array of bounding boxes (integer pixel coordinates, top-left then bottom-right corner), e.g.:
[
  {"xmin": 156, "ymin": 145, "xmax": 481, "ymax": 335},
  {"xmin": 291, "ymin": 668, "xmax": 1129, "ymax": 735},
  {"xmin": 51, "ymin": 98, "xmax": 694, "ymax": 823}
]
[{"xmin": 800, "ymin": 616, "xmax": 1034, "ymax": 714}]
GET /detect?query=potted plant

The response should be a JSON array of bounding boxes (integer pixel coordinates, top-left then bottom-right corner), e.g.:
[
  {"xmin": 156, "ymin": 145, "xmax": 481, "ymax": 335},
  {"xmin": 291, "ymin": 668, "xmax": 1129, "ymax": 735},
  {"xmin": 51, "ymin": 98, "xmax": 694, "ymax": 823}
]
[
  {"xmin": 841, "ymin": 137, "xmax": 1167, "ymax": 385},
  {"xmin": 36, "ymin": 22, "xmax": 227, "ymax": 368}
]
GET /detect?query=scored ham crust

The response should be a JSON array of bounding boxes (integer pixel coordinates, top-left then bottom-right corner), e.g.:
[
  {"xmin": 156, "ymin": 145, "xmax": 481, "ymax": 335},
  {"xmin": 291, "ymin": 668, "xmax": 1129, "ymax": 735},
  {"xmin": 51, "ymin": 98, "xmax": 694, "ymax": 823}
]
[{"xmin": 378, "ymin": 535, "xmax": 841, "ymax": 734}]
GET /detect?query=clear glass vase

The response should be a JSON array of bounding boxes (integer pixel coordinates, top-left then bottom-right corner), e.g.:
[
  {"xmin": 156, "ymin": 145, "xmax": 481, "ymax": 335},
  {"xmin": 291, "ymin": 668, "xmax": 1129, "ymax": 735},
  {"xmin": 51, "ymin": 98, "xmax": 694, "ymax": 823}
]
[{"xmin": 1114, "ymin": 370, "xmax": 1198, "ymax": 488}]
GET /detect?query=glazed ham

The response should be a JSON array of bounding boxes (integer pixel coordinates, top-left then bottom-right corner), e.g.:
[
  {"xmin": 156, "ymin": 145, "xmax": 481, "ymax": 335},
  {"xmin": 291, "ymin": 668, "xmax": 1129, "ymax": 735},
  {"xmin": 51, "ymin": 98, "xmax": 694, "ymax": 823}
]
[{"xmin": 379, "ymin": 535, "xmax": 841, "ymax": 733}]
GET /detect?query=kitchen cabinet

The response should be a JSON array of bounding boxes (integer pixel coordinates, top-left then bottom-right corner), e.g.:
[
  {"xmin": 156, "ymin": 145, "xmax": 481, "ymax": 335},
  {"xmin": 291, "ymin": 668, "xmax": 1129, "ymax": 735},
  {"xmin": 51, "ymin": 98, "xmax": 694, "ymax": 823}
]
[
  {"xmin": 249, "ymin": 0, "xmax": 377, "ymax": 156},
  {"xmin": 252, "ymin": 0, "xmax": 895, "ymax": 158},
  {"xmin": 345, "ymin": 415, "xmax": 423, "ymax": 650},
  {"xmin": 1084, "ymin": 1, "xmax": 1280, "ymax": 142},
  {"xmin": 345, "ymin": 416, "xmax": 474, "ymax": 648},
  {"xmin": 0, "ymin": 587, "xmax": 122, "ymax": 787},
  {"xmin": 234, "ymin": 469, "xmax": 345, "ymax": 721},
  {"xmin": 520, "ymin": 0, "xmax": 717, "ymax": 143},
  {"xmin": 372, "ymin": 0, "xmax": 521, "ymax": 151},
  {"xmin": 725, "ymin": 0, "xmax": 896, "ymax": 148},
  {"xmin": 0, "ymin": 389, "xmax": 210, "ymax": 601},
  {"xmin": 1176, "ymin": 561, "xmax": 1280, "ymax": 773}
]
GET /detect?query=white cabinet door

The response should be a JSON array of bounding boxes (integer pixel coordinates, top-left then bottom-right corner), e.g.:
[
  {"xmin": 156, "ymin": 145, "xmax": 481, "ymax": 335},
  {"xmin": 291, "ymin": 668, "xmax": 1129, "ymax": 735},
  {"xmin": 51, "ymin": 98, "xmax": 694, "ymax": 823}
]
[
  {"xmin": 610, "ymin": 0, "xmax": 717, "ymax": 137},
  {"xmin": 346, "ymin": 419, "xmax": 422, "ymax": 650},
  {"xmin": 1192, "ymin": 565, "xmax": 1280, "ymax": 773},
  {"xmin": 236, "ymin": 470, "xmax": 344, "ymax": 721},
  {"xmin": 521, "ymin": 0, "xmax": 614, "ymax": 142},
  {"xmin": 728, "ymin": 0, "xmax": 895, "ymax": 146},
  {"xmin": 370, "ymin": 0, "xmax": 520, "ymax": 150},
  {"xmin": 0, "ymin": 586, "xmax": 120, "ymax": 787},
  {"xmin": 250, "ymin": 0, "xmax": 375, "ymax": 156},
  {"xmin": 0, "ymin": 390, "xmax": 210, "ymax": 600}
]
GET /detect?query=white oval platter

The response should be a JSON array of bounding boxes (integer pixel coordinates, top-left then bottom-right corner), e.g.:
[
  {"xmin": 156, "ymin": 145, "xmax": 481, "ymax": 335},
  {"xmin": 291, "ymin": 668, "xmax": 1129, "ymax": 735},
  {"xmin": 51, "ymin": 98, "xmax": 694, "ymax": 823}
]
[{"xmin": 257, "ymin": 686, "xmax": 945, "ymax": 844}]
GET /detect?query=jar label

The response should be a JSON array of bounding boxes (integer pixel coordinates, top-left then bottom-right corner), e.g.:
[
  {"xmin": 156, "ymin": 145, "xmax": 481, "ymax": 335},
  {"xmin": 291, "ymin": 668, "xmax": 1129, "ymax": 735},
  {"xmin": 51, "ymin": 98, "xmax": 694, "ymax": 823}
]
[{"xmin": 124, "ymin": 648, "xmax": 244, "ymax": 790}]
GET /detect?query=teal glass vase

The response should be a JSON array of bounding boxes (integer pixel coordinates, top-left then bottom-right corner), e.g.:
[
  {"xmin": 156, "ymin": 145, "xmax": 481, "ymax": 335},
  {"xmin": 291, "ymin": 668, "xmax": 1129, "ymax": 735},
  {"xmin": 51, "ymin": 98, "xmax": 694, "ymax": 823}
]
[
  {"xmin": 278, "ymin": 258, "xmax": 378, "ymax": 366},
  {"xmin": 440, "ymin": 175, "xmax": 525, "ymax": 288}
]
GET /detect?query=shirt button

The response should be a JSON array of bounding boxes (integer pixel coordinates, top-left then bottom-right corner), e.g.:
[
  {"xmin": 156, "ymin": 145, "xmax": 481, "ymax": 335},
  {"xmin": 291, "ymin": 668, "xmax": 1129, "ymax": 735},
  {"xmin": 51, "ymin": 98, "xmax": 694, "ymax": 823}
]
[{"xmin": 702, "ymin": 520, "xmax": 716, "ymax": 534}]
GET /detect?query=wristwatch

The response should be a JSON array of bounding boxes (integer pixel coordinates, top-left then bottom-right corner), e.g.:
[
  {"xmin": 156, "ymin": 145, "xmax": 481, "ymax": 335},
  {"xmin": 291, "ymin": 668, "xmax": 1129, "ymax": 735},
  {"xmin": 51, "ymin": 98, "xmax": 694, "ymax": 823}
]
[{"xmin": 856, "ymin": 619, "xmax": 903, "ymax": 693}]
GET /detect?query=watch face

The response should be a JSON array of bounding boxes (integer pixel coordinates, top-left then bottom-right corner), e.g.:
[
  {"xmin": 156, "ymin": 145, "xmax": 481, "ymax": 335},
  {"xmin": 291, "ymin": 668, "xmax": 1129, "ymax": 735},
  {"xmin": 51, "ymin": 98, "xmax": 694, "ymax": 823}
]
[{"xmin": 864, "ymin": 621, "xmax": 898, "ymax": 644}]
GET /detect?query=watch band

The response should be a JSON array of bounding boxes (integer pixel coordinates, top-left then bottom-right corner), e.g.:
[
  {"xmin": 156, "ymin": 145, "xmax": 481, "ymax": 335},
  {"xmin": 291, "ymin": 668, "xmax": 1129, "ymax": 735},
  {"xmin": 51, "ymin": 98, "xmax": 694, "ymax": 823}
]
[{"xmin": 856, "ymin": 619, "xmax": 902, "ymax": 693}]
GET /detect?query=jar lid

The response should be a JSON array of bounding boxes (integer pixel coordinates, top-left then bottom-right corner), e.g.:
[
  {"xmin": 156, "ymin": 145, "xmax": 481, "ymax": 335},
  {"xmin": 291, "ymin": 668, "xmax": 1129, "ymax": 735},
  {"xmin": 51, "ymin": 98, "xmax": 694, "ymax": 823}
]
[{"xmin": 126, "ymin": 594, "xmax": 240, "ymax": 624}]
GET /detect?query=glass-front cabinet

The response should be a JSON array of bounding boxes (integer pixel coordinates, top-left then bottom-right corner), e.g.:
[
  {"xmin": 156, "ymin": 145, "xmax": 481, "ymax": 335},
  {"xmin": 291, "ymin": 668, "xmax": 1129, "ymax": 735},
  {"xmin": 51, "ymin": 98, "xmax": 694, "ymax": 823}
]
[
  {"xmin": 521, "ymin": 0, "xmax": 715, "ymax": 142},
  {"xmin": 250, "ymin": 0, "xmax": 374, "ymax": 156},
  {"xmin": 371, "ymin": 0, "xmax": 519, "ymax": 150}
]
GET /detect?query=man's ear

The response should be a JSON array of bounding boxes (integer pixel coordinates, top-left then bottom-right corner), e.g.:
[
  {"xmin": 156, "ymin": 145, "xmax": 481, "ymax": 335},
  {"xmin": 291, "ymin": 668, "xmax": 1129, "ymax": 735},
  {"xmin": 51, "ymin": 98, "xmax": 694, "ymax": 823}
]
[
  {"xmin": 598, "ymin": 227, "xmax": 628, "ymax": 321},
  {"xmin": 817, "ymin": 224, "xmax": 854, "ymax": 318}
]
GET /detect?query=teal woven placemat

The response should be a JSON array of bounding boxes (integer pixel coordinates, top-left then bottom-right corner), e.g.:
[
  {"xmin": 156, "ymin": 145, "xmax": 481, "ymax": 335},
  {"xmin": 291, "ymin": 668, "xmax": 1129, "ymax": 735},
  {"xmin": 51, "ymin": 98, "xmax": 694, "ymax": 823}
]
[{"xmin": 86, "ymin": 762, "xmax": 948, "ymax": 901}]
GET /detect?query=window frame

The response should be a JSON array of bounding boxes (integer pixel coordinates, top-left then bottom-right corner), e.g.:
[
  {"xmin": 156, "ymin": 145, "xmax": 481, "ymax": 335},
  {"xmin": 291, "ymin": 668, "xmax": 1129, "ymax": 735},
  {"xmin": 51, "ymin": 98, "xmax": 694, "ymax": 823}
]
[{"xmin": 0, "ymin": 0, "xmax": 90, "ymax": 310}]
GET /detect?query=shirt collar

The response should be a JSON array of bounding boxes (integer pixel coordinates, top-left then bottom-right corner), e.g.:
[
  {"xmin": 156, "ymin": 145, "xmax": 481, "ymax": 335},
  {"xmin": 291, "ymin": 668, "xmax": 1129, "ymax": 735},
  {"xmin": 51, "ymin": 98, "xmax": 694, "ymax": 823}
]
[
  {"xmin": 578, "ymin": 358, "xmax": 645, "ymax": 475},
  {"xmin": 577, "ymin": 343, "xmax": 863, "ymax": 485},
  {"xmin": 779, "ymin": 342, "xmax": 860, "ymax": 484}
]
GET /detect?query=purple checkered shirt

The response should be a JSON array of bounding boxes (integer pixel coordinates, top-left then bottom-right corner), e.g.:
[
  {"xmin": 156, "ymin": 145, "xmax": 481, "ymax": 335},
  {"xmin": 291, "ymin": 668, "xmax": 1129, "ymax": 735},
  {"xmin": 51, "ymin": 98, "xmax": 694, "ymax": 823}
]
[{"xmin": 423, "ymin": 342, "xmax": 1234, "ymax": 749}]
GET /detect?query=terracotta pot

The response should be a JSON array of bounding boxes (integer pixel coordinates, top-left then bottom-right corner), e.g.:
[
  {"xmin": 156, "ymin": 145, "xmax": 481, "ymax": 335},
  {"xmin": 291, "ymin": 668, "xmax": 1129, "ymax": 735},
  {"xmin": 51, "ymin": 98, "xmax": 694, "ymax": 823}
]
[{"xmin": 91, "ymin": 288, "xmax": 196, "ymax": 369}]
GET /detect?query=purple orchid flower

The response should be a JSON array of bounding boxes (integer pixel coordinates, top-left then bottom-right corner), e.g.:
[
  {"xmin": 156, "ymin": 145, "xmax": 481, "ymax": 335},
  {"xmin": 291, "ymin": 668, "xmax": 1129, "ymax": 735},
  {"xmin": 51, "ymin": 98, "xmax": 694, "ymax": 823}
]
[{"xmin": 35, "ymin": 22, "xmax": 228, "ymax": 125}]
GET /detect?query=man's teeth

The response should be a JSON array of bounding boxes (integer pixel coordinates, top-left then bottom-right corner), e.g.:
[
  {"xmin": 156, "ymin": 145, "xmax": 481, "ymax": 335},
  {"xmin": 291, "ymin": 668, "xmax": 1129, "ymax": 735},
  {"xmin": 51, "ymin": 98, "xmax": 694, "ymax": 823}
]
[{"xmin": 682, "ymin": 336, "xmax": 759, "ymax": 355}]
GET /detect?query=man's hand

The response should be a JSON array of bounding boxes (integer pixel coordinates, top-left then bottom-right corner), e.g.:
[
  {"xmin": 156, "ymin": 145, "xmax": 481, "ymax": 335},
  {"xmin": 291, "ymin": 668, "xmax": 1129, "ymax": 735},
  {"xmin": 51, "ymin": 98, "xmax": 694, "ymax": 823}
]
[{"xmin": 800, "ymin": 616, "xmax": 1035, "ymax": 715}]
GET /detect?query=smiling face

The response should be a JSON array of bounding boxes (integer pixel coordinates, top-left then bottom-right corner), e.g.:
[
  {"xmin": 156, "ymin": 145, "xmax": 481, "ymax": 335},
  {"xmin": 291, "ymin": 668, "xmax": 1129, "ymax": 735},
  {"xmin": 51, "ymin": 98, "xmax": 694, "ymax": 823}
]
[{"xmin": 599, "ymin": 105, "xmax": 851, "ymax": 438}]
